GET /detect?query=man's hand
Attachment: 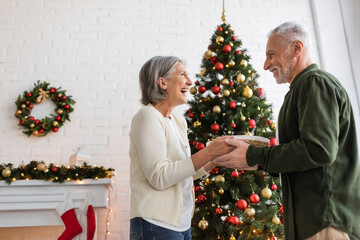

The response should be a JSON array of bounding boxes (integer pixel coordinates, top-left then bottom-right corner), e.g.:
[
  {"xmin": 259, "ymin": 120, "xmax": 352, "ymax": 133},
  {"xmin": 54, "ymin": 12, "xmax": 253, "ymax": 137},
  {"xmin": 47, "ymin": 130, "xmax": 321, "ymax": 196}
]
[{"xmin": 212, "ymin": 138, "xmax": 257, "ymax": 170}]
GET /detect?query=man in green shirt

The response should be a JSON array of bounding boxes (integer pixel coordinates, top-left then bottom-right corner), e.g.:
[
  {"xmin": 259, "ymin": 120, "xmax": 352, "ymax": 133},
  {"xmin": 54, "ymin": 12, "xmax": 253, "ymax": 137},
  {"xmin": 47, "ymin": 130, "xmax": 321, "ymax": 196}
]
[{"xmin": 214, "ymin": 22, "xmax": 360, "ymax": 240}]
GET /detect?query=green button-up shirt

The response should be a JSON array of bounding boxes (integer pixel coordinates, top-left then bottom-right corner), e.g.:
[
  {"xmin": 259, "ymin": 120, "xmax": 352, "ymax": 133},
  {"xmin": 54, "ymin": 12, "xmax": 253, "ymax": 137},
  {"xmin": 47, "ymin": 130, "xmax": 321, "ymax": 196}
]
[{"xmin": 247, "ymin": 64, "xmax": 360, "ymax": 240}]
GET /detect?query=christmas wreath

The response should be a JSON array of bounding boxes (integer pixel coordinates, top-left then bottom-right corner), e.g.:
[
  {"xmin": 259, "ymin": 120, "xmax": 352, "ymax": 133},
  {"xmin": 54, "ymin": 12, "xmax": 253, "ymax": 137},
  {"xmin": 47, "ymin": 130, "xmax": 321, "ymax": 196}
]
[
  {"xmin": 0, "ymin": 160, "xmax": 115, "ymax": 184},
  {"xmin": 15, "ymin": 81, "xmax": 75, "ymax": 136}
]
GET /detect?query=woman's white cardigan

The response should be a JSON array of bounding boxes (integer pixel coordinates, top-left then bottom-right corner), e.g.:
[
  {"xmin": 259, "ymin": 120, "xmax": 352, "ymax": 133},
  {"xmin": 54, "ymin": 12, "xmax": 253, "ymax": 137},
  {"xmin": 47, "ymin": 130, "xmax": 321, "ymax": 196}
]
[{"xmin": 129, "ymin": 104, "xmax": 207, "ymax": 227}]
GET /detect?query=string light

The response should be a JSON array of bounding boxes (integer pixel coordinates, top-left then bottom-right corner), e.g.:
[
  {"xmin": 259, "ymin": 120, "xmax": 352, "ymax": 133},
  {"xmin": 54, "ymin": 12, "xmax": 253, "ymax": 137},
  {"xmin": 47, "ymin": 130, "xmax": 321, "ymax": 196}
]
[{"xmin": 104, "ymin": 184, "xmax": 112, "ymax": 240}]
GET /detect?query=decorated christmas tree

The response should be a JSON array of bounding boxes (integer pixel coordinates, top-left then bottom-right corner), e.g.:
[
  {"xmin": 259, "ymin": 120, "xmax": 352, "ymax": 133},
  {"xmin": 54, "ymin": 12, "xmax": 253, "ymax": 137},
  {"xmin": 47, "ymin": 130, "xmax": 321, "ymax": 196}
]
[{"xmin": 185, "ymin": 6, "xmax": 284, "ymax": 240}]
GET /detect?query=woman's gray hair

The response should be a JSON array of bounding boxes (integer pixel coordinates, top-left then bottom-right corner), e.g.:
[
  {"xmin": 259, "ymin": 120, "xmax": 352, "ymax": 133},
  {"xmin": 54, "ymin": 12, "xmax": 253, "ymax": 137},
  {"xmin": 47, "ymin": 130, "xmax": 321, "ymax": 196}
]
[
  {"xmin": 268, "ymin": 21, "xmax": 310, "ymax": 51},
  {"xmin": 139, "ymin": 56, "xmax": 182, "ymax": 105}
]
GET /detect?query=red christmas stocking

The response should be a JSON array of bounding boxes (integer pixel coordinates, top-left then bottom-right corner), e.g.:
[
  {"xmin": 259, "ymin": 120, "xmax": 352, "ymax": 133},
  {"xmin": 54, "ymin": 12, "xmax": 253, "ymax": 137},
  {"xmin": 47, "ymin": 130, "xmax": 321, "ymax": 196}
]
[
  {"xmin": 58, "ymin": 208, "xmax": 83, "ymax": 240},
  {"xmin": 87, "ymin": 205, "xmax": 96, "ymax": 240}
]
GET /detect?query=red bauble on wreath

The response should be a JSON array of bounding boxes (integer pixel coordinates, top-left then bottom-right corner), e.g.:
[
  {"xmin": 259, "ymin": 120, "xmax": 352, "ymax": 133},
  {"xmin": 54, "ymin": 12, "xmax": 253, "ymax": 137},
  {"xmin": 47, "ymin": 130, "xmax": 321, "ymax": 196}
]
[{"xmin": 15, "ymin": 81, "xmax": 75, "ymax": 137}]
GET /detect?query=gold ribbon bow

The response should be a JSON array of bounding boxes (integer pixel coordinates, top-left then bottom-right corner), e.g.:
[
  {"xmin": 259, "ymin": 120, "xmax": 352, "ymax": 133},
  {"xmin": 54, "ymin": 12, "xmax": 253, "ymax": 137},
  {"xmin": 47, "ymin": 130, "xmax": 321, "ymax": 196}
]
[{"xmin": 37, "ymin": 88, "xmax": 49, "ymax": 103}]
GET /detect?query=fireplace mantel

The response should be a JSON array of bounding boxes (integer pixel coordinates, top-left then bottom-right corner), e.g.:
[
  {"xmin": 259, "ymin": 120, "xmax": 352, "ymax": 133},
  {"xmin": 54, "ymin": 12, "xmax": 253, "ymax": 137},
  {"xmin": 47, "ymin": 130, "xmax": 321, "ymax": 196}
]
[{"xmin": 0, "ymin": 179, "xmax": 112, "ymax": 239}]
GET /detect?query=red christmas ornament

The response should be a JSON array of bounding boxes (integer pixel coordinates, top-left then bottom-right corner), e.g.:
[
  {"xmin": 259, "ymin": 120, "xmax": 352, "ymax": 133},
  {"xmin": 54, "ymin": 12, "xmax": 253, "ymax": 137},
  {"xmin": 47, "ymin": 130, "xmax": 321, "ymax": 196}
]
[
  {"xmin": 52, "ymin": 127, "xmax": 58, "ymax": 132},
  {"xmin": 279, "ymin": 205, "xmax": 284, "ymax": 215},
  {"xmin": 194, "ymin": 186, "xmax": 201, "ymax": 192},
  {"xmin": 198, "ymin": 85, "xmax": 206, "ymax": 93},
  {"xmin": 192, "ymin": 140, "xmax": 197, "ymax": 146},
  {"xmin": 210, "ymin": 56, "xmax": 218, "ymax": 64},
  {"xmin": 232, "ymin": 36, "xmax": 237, "ymax": 41},
  {"xmin": 64, "ymin": 105, "xmax": 70, "ymax": 109},
  {"xmin": 215, "ymin": 207, "xmax": 223, "ymax": 214},
  {"xmin": 257, "ymin": 88, "xmax": 264, "ymax": 98},
  {"xmin": 229, "ymin": 101, "xmax": 237, "ymax": 109},
  {"xmin": 271, "ymin": 237, "xmax": 278, "ymax": 240},
  {"xmin": 198, "ymin": 194, "xmax": 207, "ymax": 203},
  {"xmin": 51, "ymin": 166, "xmax": 58, "ymax": 172},
  {"xmin": 228, "ymin": 216, "xmax": 239, "ymax": 225},
  {"xmin": 28, "ymin": 116, "xmax": 35, "ymax": 121},
  {"xmin": 56, "ymin": 116, "xmax": 61, "ymax": 121},
  {"xmin": 38, "ymin": 129, "xmax": 44, "ymax": 134},
  {"xmin": 19, "ymin": 120, "xmax": 24, "ymax": 125},
  {"xmin": 209, "ymin": 167, "xmax": 219, "ymax": 174},
  {"xmin": 222, "ymin": 45, "xmax": 231, "ymax": 53},
  {"xmin": 270, "ymin": 138, "xmax": 277, "ymax": 146},
  {"xmin": 211, "ymin": 123, "xmax": 220, "ymax": 133},
  {"xmin": 271, "ymin": 184, "xmax": 278, "ymax": 191},
  {"xmin": 217, "ymin": 26, "xmax": 223, "ymax": 31},
  {"xmin": 236, "ymin": 199, "xmax": 248, "ymax": 210},
  {"xmin": 212, "ymin": 86, "xmax": 221, "ymax": 94},
  {"xmin": 200, "ymin": 113, "xmax": 205, "ymax": 118},
  {"xmin": 249, "ymin": 193, "xmax": 260, "ymax": 204},
  {"xmin": 229, "ymin": 81, "xmax": 234, "ymax": 86},
  {"xmin": 35, "ymin": 119, "xmax": 40, "ymax": 125},
  {"xmin": 25, "ymin": 101, "xmax": 30, "ymax": 105},
  {"xmin": 248, "ymin": 119, "xmax": 256, "ymax": 129},
  {"xmin": 61, "ymin": 95, "xmax": 67, "ymax": 101},
  {"xmin": 215, "ymin": 62, "xmax": 224, "ymax": 71},
  {"xmin": 195, "ymin": 142, "xmax": 205, "ymax": 151},
  {"xmin": 26, "ymin": 93, "xmax": 32, "ymax": 97},
  {"xmin": 231, "ymin": 170, "xmax": 239, "ymax": 178},
  {"xmin": 49, "ymin": 88, "xmax": 55, "ymax": 94},
  {"xmin": 239, "ymin": 170, "xmax": 244, "ymax": 175},
  {"xmin": 231, "ymin": 123, "xmax": 236, "ymax": 128},
  {"xmin": 195, "ymin": 80, "xmax": 200, "ymax": 85},
  {"xmin": 267, "ymin": 119, "xmax": 272, "ymax": 125},
  {"xmin": 235, "ymin": 50, "xmax": 242, "ymax": 55},
  {"xmin": 29, "ymin": 104, "xmax": 34, "ymax": 109},
  {"xmin": 187, "ymin": 112, "xmax": 194, "ymax": 118}
]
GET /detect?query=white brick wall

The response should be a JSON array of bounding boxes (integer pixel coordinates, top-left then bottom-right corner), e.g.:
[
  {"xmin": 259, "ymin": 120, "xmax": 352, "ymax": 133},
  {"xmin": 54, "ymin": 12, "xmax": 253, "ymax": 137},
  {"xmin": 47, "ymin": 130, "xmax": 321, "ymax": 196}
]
[{"xmin": 0, "ymin": 0, "xmax": 319, "ymax": 239}]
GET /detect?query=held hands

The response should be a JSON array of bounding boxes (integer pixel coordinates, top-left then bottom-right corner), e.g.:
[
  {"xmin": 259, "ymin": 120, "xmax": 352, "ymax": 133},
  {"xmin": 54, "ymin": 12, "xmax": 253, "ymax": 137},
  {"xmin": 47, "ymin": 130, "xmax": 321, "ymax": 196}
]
[{"xmin": 212, "ymin": 138, "xmax": 258, "ymax": 170}]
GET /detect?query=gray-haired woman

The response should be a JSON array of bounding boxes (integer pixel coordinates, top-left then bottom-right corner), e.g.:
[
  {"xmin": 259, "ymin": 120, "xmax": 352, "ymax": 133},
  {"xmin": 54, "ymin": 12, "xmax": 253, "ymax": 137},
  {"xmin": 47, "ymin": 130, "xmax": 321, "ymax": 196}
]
[{"xmin": 129, "ymin": 56, "xmax": 233, "ymax": 240}]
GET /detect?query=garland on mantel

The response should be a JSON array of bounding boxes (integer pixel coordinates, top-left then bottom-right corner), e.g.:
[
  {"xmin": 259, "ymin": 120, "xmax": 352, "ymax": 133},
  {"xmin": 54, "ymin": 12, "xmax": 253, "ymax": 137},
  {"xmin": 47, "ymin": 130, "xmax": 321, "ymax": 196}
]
[{"xmin": 0, "ymin": 160, "xmax": 115, "ymax": 184}]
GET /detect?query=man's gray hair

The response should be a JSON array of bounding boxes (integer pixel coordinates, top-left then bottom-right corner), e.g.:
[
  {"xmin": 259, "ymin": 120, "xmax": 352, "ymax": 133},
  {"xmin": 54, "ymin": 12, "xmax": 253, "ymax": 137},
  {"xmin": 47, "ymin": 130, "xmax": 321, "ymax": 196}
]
[
  {"xmin": 139, "ymin": 56, "xmax": 181, "ymax": 105},
  {"xmin": 268, "ymin": 21, "xmax": 310, "ymax": 50}
]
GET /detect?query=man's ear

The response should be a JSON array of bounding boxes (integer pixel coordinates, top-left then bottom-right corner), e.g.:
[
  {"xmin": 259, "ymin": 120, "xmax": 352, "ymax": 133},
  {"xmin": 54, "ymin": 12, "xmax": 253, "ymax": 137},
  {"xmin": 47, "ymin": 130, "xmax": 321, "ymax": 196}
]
[
  {"xmin": 158, "ymin": 77, "xmax": 167, "ymax": 90},
  {"xmin": 293, "ymin": 40, "xmax": 304, "ymax": 57}
]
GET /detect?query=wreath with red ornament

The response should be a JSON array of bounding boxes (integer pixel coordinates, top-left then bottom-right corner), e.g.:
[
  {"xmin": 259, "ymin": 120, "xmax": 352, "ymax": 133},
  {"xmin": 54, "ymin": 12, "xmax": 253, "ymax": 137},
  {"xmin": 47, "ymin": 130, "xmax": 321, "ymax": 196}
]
[{"xmin": 14, "ymin": 81, "xmax": 75, "ymax": 137}]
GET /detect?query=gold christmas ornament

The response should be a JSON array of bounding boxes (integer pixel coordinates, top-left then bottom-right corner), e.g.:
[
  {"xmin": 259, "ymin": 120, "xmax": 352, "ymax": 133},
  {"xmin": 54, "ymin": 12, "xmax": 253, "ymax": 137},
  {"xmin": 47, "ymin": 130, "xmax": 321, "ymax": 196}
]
[
  {"xmin": 228, "ymin": 60, "xmax": 235, "ymax": 67},
  {"xmin": 216, "ymin": 36, "xmax": 224, "ymax": 44},
  {"xmin": 56, "ymin": 108, "xmax": 63, "ymax": 115},
  {"xmin": 35, "ymin": 98, "xmax": 42, "ymax": 104},
  {"xmin": 230, "ymin": 235, "xmax": 236, "ymax": 240},
  {"xmin": 241, "ymin": 102, "xmax": 246, "ymax": 108},
  {"xmin": 15, "ymin": 110, "xmax": 22, "ymax": 115},
  {"xmin": 245, "ymin": 131, "xmax": 252, "ymax": 136},
  {"xmin": 221, "ymin": 78, "xmax": 229, "ymax": 85},
  {"xmin": 204, "ymin": 50, "xmax": 213, "ymax": 59},
  {"xmin": 245, "ymin": 207, "xmax": 256, "ymax": 217},
  {"xmin": 52, "ymin": 121, "xmax": 59, "ymax": 127},
  {"xmin": 224, "ymin": 31, "xmax": 228, "ymax": 34},
  {"xmin": 270, "ymin": 122, "xmax": 276, "ymax": 130},
  {"xmin": 242, "ymin": 86, "xmax": 253, "ymax": 98},
  {"xmin": 29, "ymin": 123, "xmax": 35, "ymax": 128},
  {"xmin": 106, "ymin": 171, "xmax": 114, "ymax": 178},
  {"xmin": 229, "ymin": 42, "xmax": 233, "ymax": 47},
  {"xmin": 227, "ymin": 131, "xmax": 232, "ymax": 135},
  {"xmin": 205, "ymin": 178, "xmax": 210, "ymax": 184},
  {"xmin": 237, "ymin": 74, "xmax": 246, "ymax": 82},
  {"xmin": 223, "ymin": 89, "xmax": 230, "ymax": 97},
  {"xmin": 272, "ymin": 215, "xmax": 281, "ymax": 224},
  {"xmin": 37, "ymin": 163, "xmax": 46, "ymax": 171},
  {"xmin": 261, "ymin": 187, "xmax": 272, "ymax": 199},
  {"xmin": 200, "ymin": 68, "xmax": 206, "ymax": 77},
  {"xmin": 218, "ymin": 188, "xmax": 224, "ymax": 195},
  {"xmin": 241, "ymin": 59, "xmax": 248, "ymax": 67},
  {"xmin": 32, "ymin": 130, "xmax": 39, "ymax": 136},
  {"xmin": 194, "ymin": 120, "xmax": 201, "ymax": 127},
  {"xmin": 2, "ymin": 169, "xmax": 11, "ymax": 177},
  {"xmin": 190, "ymin": 86, "xmax": 197, "ymax": 94},
  {"xmin": 21, "ymin": 104, "xmax": 26, "ymax": 109},
  {"xmin": 241, "ymin": 116, "xmax": 246, "ymax": 121},
  {"xmin": 215, "ymin": 175, "xmax": 225, "ymax": 184},
  {"xmin": 257, "ymin": 106, "xmax": 261, "ymax": 111},
  {"xmin": 213, "ymin": 105, "xmax": 221, "ymax": 114},
  {"xmin": 198, "ymin": 219, "xmax": 209, "ymax": 230}
]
